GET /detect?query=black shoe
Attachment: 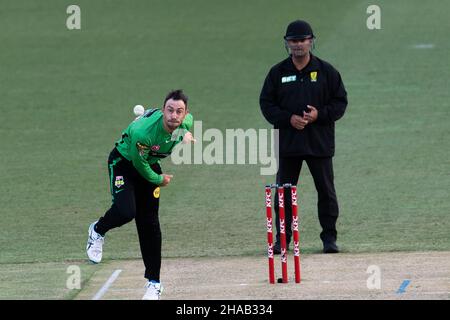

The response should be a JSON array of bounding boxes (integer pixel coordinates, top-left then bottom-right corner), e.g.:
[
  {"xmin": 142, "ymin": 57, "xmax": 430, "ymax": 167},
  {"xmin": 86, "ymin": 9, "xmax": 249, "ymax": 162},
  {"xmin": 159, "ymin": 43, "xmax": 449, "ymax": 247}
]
[{"xmin": 323, "ymin": 241, "xmax": 339, "ymax": 254}]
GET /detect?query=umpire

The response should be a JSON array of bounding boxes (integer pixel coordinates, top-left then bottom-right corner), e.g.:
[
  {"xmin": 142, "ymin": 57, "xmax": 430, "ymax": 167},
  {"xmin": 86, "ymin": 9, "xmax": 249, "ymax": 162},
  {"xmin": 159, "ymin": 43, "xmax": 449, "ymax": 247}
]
[{"xmin": 260, "ymin": 20, "xmax": 348, "ymax": 253}]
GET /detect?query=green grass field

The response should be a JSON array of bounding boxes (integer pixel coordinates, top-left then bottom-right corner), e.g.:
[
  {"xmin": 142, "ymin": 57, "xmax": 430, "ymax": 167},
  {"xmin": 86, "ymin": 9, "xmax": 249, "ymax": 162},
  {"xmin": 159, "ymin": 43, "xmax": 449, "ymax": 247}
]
[{"xmin": 1, "ymin": 0, "xmax": 449, "ymax": 299}]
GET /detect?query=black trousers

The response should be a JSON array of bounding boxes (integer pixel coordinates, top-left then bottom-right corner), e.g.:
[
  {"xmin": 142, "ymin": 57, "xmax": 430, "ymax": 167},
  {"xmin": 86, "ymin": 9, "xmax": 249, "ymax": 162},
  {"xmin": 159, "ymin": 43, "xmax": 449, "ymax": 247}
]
[
  {"xmin": 274, "ymin": 156, "xmax": 339, "ymax": 245},
  {"xmin": 95, "ymin": 148, "xmax": 162, "ymax": 281}
]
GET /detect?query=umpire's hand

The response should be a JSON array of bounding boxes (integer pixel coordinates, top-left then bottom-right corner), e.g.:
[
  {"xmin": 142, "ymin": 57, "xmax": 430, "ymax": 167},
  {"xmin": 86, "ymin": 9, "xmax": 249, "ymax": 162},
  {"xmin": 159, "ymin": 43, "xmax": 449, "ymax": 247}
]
[
  {"xmin": 290, "ymin": 114, "xmax": 309, "ymax": 130},
  {"xmin": 303, "ymin": 105, "xmax": 318, "ymax": 123}
]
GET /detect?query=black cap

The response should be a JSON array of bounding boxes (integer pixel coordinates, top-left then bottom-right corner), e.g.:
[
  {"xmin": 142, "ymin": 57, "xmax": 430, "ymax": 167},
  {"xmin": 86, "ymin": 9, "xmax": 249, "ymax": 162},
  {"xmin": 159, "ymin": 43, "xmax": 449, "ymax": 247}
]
[{"xmin": 284, "ymin": 20, "xmax": 314, "ymax": 40}]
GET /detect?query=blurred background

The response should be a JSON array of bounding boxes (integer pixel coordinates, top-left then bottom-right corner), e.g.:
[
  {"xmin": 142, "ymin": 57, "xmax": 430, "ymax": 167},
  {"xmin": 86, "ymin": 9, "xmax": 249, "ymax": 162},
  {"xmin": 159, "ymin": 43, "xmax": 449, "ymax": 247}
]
[{"xmin": 0, "ymin": 0, "xmax": 449, "ymax": 299}]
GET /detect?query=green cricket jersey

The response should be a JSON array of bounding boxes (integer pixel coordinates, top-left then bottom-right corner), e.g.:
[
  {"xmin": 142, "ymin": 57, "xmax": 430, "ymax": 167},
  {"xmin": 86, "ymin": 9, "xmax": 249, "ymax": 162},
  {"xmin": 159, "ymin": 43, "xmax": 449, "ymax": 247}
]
[{"xmin": 115, "ymin": 109, "xmax": 193, "ymax": 185}]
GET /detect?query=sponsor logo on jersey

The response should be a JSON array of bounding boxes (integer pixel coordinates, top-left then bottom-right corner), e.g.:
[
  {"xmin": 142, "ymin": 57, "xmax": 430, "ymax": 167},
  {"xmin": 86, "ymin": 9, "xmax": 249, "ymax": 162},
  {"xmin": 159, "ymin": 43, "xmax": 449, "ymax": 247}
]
[
  {"xmin": 310, "ymin": 71, "xmax": 317, "ymax": 82},
  {"xmin": 115, "ymin": 176, "xmax": 124, "ymax": 188},
  {"xmin": 136, "ymin": 142, "xmax": 150, "ymax": 157},
  {"xmin": 281, "ymin": 75, "xmax": 296, "ymax": 83}
]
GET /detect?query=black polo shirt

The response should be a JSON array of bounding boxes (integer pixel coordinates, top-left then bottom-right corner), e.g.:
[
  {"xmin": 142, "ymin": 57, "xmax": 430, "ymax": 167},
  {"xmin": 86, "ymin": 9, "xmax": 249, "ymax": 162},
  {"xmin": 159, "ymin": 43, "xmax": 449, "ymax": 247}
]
[{"xmin": 260, "ymin": 54, "xmax": 348, "ymax": 157}]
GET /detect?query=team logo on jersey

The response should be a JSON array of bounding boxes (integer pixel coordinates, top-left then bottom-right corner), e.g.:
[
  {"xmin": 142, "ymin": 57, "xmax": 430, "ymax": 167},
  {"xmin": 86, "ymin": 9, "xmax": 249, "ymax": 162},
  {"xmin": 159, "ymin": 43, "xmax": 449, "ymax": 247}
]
[
  {"xmin": 115, "ymin": 176, "xmax": 124, "ymax": 188},
  {"xmin": 310, "ymin": 71, "xmax": 318, "ymax": 82},
  {"xmin": 151, "ymin": 145, "xmax": 160, "ymax": 151},
  {"xmin": 153, "ymin": 187, "xmax": 160, "ymax": 198},
  {"xmin": 281, "ymin": 75, "xmax": 296, "ymax": 83}
]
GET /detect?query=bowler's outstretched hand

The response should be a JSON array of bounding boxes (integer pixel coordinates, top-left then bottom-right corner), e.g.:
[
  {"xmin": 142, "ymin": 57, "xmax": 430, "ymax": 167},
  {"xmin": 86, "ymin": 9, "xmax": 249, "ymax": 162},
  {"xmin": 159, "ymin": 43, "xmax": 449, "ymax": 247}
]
[
  {"xmin": 182, "ymin": 131, "xmax": 197, "ymax": 144},
  {"xmin": 160, "ymin": 174, "xmax": 173, "ymax": 187}
]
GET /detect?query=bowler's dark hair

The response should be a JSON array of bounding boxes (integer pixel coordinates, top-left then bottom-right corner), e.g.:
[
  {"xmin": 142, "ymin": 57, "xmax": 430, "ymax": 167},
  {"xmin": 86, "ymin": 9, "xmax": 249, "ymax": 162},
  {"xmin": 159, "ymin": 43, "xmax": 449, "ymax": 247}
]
[{"xmin": 164, "ymin": 89, "xmax": 188, "ymax": 109}]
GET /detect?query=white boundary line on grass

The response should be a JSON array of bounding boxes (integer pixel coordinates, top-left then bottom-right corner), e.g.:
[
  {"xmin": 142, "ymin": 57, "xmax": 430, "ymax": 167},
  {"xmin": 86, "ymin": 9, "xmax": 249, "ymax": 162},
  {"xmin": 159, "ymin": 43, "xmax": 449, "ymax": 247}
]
[{"xmin": 92, "ymin": 269, "xmax": 122, "ymax": 300}]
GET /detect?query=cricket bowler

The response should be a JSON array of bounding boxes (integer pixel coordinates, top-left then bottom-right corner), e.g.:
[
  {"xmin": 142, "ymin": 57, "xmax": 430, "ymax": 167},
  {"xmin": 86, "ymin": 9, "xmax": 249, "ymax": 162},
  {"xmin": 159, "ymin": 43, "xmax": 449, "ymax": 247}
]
[{"xmin": 86, "ymin": 89, "xmax": 195, "ymax": 300}]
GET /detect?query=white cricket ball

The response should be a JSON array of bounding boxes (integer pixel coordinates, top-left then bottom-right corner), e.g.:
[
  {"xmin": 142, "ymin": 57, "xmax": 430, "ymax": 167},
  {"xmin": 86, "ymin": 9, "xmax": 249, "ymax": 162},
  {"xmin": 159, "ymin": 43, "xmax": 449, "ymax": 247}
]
[{"xmin": 133, "ymin": 105, "xmax": 145, "ymax": 116}]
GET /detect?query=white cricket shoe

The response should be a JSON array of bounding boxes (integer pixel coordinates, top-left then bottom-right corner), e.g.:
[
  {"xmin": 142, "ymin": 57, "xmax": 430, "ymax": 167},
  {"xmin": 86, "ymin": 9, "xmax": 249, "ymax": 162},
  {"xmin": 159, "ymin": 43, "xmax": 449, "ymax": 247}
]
[
  {"xmin": 86, "ymin": 221, "xmax": 104, "ymax": 264},
  {"xmin": 142, "ymin": 281, "xmax": 163, "ymax": 300}
]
